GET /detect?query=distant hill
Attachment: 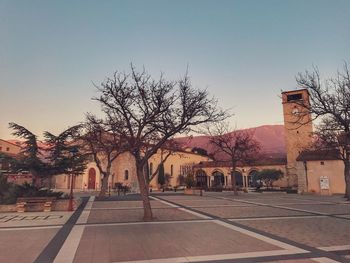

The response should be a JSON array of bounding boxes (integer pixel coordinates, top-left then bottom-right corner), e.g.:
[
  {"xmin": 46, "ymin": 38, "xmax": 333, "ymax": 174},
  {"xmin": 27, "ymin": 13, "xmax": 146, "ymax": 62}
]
[
  {"xmin": 174, "ymin": 125, "xmax": 286, "ymax": 157},
  {"xmin": 6, "ymin": 124, "xmax": 287, "ymax": 158}
]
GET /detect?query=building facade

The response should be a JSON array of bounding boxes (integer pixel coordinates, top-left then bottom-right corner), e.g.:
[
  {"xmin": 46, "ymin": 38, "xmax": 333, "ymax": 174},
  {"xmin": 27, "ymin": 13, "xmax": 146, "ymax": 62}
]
[
  {"xmin": 3, "ymin": 89, "xmax": 347, "ymax": 195},
  {"xmin": 53, "ymin": 149, "xmax": 212, "ymax": 192}
]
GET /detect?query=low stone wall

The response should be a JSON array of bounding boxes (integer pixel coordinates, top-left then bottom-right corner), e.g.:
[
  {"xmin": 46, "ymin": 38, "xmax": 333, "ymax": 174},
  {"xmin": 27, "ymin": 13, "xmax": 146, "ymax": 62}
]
[
  {"xmin": 0, "ymin": 204, "xmax": 17, "ymax": 213},
  {"xmin": 0, "ymin": 198, "xmax": 81, "ymax": 213},
  {"xmin": 184, "ymin": 188, "xmax": 203, "ymax": 195}
]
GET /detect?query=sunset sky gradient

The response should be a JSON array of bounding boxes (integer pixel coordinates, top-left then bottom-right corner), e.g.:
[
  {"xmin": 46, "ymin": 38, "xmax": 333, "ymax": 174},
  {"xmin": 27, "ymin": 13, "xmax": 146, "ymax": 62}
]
[{"xmin": 1, "ymin": 0, "xmax": 350, "ymax": 139}]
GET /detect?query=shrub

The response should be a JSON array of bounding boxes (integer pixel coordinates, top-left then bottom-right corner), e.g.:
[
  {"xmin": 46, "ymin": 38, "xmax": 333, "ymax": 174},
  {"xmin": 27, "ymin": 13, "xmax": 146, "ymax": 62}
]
[
  {"xmin": 0, "ymin": 176, "xmax": 64, "ymax": 204},
  {"xmin": 157, "ymin": 163, "xmax": 165, "ymax": 186},
  {"xmin": 256, "ymin": 169, "xmax": 284, "ymax": 189},
  {"xmin": 185, "ymin": 173, "xmax": 195, "ymax": 188}
]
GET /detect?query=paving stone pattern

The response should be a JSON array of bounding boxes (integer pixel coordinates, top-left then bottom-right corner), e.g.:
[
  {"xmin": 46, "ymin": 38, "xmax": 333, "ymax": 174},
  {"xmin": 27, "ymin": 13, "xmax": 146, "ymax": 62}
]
[{"xmin": 1, "ymin": 192, "xmax": 349, "ymax": 263}]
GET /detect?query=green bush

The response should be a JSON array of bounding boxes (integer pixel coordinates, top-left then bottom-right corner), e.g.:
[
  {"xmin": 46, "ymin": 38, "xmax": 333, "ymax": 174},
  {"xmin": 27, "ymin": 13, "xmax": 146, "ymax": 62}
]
[
  {"xmin": 255, "ymin": 169, "xmax": 284, "ymax": 189},
  {"xmin": 185, "ymin": 173, "xmax": 195, "ymax": 188},
  {"xmin": 0, "ymin": 176, "xmax": 63, "ymax": 204},
  {"xmin": 157, "ymin": 163, "xmax": 165, "ymax": 186}
]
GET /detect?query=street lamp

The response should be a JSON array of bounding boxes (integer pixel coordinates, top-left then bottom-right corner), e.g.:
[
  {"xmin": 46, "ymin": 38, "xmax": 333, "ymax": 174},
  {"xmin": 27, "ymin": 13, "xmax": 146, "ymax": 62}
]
[{"xmin": 68, "ymin": 146, "xmax": 78, "ymax": 211}]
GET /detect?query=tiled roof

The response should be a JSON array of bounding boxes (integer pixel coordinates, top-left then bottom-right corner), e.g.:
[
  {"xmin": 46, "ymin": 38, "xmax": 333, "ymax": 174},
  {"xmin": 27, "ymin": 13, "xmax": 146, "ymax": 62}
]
[
  {"xmin": 193, "ymin": 155, "xmax": 287, "ymax": 168},
  {"xmin": 296, "ymin": 149, "xmax": 340, "ymax": 161}
]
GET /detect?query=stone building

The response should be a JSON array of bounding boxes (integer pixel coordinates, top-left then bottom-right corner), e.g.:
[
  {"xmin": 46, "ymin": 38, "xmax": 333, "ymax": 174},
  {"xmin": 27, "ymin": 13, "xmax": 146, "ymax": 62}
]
[
  {"xmin": 3, "ymin": 89, "xmax": 347, "ymax": 195},
  {"xmin": 53, "ymin": 149, "xmax": 212, "ymax": 192},
  {"xmin": 192, "ymin": 88, "xmax": 346, "ymax": 195},
  {"xmin": 192, "ymin": 89, "xmax": 313, "ymax": 190}
]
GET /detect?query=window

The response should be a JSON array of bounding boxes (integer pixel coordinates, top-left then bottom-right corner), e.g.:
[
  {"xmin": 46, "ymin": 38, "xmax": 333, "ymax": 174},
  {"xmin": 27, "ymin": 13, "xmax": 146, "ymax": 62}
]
[
  {"xmin": 6, "ymin": 147, "xmax": 9, "ymax": 151},
  {"xmin": 170, "ymin": 165, "xmax": 173, "ymax": 177},
  {"xmin": 124, "ymin": 170, "xmax": 129, "ymax": 180},
  {"xmin": 287, "ymin": 93, "xmax": 302, "ymax": 102},
  {"xmin": 320, "ymin": 161, "xmax": 325, "ymax": 165},
  {"xmin": 0, "ymin": 147, "xmax": 2, "ymax": 151}
]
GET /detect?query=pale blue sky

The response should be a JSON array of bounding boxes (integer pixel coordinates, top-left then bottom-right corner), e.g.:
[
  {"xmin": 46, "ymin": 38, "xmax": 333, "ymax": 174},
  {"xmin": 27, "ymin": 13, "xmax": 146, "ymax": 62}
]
[{"xmin": 1, "ymin": 0, "xmax": 349, "ymax": 139}]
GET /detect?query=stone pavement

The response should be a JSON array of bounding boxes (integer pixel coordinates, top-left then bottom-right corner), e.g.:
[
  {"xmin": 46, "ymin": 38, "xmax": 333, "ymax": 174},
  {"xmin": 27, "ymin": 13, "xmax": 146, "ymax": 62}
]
[{"xmin": 0, "ymin": 192, "xmax": 349, "ymax": 263}]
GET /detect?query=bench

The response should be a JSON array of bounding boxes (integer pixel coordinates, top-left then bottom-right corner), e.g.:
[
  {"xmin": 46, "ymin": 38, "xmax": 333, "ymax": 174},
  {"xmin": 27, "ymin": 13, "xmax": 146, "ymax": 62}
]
[{"xmin": 16, "ymin": 197, "xmax": 57, "ymax": 212}]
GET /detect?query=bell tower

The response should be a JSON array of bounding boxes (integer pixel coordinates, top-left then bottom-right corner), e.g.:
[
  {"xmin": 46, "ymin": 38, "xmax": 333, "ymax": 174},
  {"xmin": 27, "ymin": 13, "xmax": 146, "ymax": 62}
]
[{"xmin": 282, "ymin": 89, "xmax": 313, "ymax": 187}]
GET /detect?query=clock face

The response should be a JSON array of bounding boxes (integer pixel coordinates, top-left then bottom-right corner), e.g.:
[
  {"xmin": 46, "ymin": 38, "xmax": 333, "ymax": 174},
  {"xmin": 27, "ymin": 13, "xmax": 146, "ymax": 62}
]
[{"xmin": 292, "ymin": 108, "xmax": 299, "ymax": 115}]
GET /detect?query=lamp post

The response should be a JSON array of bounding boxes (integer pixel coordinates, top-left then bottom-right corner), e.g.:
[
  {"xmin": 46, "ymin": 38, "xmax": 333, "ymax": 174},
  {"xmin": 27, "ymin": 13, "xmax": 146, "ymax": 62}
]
[{"xmin": 68, "ymin": 146, "xmax": 78, "ymax": 211}]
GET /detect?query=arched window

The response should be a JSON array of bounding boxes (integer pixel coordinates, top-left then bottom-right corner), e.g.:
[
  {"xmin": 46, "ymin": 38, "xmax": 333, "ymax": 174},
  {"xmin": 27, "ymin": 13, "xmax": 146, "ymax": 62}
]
[
  {"xmin": 149, "ymin": 163, "xmax": 153, "ymax": 177},
  {"xmin": 124, "ymin": 170, "xmax": 129, "ymax": 180},
  {"xmin": 170, "ymin": 165, "xmax": 174, "ymax": 177}
]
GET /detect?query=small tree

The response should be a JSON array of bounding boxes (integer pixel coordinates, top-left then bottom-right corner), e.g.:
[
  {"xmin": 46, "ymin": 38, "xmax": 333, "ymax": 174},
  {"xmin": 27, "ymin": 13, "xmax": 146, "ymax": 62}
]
[
  {"xmin": 192, "ymin": 147, "xmax": 208, "ymax": 156},
  {"xmin": 9, "ymin": 123, "xmax": 88, "ymax": 189},
  {"xmin": 185, "ymin": 171, "xmax": 196, "ymax": 188},
  {"xmin": 44, "ymin": 125, "xmax": 88, "ymax": 187},
  {"xmin": 9, "ymin": 123, "xmax": 49, "ymax": 187},
  {"xmin": 256, "ymin": 169, "xmax": 284, "ymax": 189},
  {"xmin": 94, "ymin": 65, "xmax": 227, "ymax": 220},
  {"xmin": 157, "ymin": 162, "xmax": 165, "ymax": 188},
  {"xmin": 295, "ymin": 62, "xmax": 350, "ymax": 199},
  {"xmin": 209, "ymin": 122, "xmax": 261, "ymax": 195}
]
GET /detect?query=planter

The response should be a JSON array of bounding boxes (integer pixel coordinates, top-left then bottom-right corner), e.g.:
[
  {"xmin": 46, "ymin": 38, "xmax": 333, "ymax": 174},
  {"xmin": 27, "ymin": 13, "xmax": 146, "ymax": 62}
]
[
  {"xmin": 184, "ymin": 188, "xmax": 203, "ymax": 195},
  {"xmin": 0, "ymin": 204, "xmax": 17, "ymax": 212}
]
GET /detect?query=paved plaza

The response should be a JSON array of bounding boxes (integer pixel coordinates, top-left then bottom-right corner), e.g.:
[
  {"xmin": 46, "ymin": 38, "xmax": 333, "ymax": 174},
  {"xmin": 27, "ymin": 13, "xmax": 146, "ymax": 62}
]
[{"xmin": 0, "ymin": 193, "xmax": 350, "ymax": 263}]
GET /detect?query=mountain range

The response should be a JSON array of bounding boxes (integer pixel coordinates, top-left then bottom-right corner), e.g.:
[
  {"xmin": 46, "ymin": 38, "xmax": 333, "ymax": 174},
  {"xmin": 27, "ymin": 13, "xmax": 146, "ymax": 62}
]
[
  {"xmin": 174, "ymin": 125, "xmax": 286, "ymax": 156},
  {"xmin": 6, "ymin": 124, "xmax": 287, "ymax": 157}
]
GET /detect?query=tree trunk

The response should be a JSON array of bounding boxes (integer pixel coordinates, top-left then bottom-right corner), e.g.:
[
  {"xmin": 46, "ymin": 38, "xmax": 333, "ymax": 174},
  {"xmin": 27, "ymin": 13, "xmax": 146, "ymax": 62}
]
[
  {"xmin": 344, "ymin": 161, "xmax": 350, "ymax": 200},
  {"xmin": 136, "ymin": 164, "xmax": 153, "ymax": 221},
  {"xmin": 31, "ymin": 170, "xmax": 39, "ymax": 188},
  {"xmin": 99, "ymin": 174, "xmax": 109, "ymax": 197},
  {"xmin": 231, "ymin": 164, "xmax": 238, "ymax": 196}
]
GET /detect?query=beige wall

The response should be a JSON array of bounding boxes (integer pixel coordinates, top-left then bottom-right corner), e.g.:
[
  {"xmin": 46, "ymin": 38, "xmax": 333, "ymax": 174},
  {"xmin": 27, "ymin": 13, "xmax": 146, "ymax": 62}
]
[
  {"xmin": 53, "ymin": 149, "xmax": 211, "ymax": 191},
  {"xmin": 148, "ymin": 150, "xmax": 212, "ymax": 189},
  {"xmin": 297, "ymin": 160, "xmax": 345, "ymax": 195},
  {"xmin": 109, "ymin": 151, "xmax": 138, "ymax": 192},
  {"xmin": 0, "ymin": 140, "xmax": 21, "ymax": 155},
  {"xmin": 54, "ymin": 162, "xmax": 102, "ymax": 190}
]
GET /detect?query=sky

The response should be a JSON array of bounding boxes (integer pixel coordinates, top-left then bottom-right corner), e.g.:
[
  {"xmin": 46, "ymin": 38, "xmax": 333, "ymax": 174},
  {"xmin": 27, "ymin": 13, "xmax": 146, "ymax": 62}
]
[{"xmin": 1, "ymin": 0, "xmax": 350, "ymax": 140}]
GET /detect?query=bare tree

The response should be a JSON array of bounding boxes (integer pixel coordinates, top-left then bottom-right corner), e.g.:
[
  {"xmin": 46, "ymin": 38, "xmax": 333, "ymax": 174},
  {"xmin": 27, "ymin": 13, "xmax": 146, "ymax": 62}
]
[
  {"xmin": 147, "ymin": 139, "xmax": 182, "ymax": 184},
  {"xmin": 209, "ymin": 122, "xmax": 261, "ymax": 195},
  {"xmin": 94, "ymin": 65, "xmax": 227, "ymax": 220},
  {"xmin": 80, "ymin": 114, "xmax": 128, "ymax": 197},
  {"xmin": 295, "ymin": 62, "xmax": 350, "ymax": 199}
]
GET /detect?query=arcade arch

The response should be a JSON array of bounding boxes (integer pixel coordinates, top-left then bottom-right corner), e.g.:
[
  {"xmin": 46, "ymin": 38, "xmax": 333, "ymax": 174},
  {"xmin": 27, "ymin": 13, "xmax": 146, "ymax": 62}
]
[
  {"xmin": 212, "ymin": 170, "xmax": 225, "ymax": 187},
  {"xmin": 195, "ymin": 169, "xmax": 207, "ymax": 188}
]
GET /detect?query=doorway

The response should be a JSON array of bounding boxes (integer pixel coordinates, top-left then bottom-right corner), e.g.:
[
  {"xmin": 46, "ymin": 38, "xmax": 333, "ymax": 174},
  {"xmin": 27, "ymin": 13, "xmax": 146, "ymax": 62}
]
[{"xmin": 88, "ymin": 168, "xmax": 96, "ymax": 189}]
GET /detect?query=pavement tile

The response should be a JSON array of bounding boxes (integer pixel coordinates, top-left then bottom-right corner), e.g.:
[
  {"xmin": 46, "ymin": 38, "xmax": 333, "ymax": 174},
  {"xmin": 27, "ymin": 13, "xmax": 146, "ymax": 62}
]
[
  {"xmin": 239, "ymin": 217, "xmax": 350, "ymax": 247},
  {"xmin": 281, "ymin": 204, "xmax": 350, "ymax": 215},
  {"xmin": 0, "ymin": 211, "xmax": 73, "ymax": 227},
  {"xmin": 92, "ymin": 200, "xmax": 170, "ymax": 209},
  {"xmin": 0, "ymin": 228, "xmax": 58, "ymax": 263},
  {"xmin": 87, "ymin": 208, "xmax": 201, "ymax": 223},
  {"xmin": 73, "ymin": 221, "xmax": 281, "ymax": 263},
  {"xmin": 165, "ymin": 199, "xmax": 255, "ymax": 207},
  {"xmin": 265, "ymin": 259, "xmax": 324, "ymax": 263},
  {"xmin": 160, "ymin": 196, "xmax": 216, "ymax": 201},
  {"xmin": 195, "ymin": 206, "xmax": 311, "ymax": 218},
  {"xmin": 337, "ymin": 214, "xmax": 350, "ymax": 219}
]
